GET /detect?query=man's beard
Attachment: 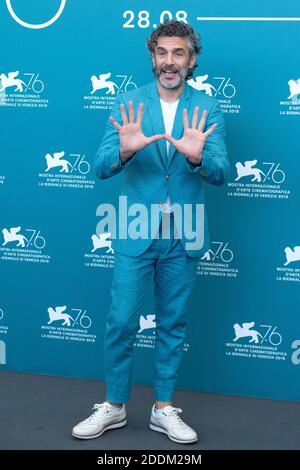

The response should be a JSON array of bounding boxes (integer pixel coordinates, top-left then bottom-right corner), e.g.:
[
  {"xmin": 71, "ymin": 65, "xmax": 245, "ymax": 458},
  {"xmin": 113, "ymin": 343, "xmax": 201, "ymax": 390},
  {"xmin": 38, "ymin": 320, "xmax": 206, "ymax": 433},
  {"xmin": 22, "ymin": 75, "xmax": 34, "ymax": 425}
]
[{"xmin": 152, "ymin": 64, "xmax": 189, "ymax": 90}]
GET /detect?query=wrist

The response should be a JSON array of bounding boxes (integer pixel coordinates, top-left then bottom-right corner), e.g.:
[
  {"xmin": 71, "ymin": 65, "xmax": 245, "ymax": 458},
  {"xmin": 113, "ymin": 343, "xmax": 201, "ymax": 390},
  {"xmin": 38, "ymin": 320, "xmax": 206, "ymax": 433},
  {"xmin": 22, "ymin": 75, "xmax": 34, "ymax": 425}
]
[
  {"xmin": 119, "ymin": 149, "xmax": 134, "ymax": 162},
  {"xmin": 187, "ymin": 156, "xmax": 202, "ymax": 167}
]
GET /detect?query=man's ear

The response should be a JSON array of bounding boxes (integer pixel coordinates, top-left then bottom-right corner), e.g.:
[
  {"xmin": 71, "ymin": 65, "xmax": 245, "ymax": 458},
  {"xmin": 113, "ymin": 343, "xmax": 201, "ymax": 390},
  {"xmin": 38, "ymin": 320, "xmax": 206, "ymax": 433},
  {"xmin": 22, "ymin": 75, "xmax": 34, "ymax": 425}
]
[
  {"xmin": 151, "ymin": 53, "xmax": 155, "ymax": 67},
  {"xmin": 189, "ymin": 52, "xmax": 196, "ymax": 68}
]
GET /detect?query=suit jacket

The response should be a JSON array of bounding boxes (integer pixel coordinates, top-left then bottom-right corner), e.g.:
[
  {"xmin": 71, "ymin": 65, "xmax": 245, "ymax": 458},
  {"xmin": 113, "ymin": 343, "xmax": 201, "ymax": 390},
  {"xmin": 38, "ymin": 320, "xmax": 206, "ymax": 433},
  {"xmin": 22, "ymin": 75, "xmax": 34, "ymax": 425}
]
[{"xmin": 94, "ymin": 79, "xmax": 229, "ymax": 258}]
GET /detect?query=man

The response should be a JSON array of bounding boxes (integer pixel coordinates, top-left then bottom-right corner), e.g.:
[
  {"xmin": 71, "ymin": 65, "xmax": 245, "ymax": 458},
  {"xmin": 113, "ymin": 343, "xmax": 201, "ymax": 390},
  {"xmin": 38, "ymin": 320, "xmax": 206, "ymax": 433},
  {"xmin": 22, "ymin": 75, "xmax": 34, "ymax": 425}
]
[{"xmin": 72, "ymin": 20, "xmax": 229, "ymax": 444}]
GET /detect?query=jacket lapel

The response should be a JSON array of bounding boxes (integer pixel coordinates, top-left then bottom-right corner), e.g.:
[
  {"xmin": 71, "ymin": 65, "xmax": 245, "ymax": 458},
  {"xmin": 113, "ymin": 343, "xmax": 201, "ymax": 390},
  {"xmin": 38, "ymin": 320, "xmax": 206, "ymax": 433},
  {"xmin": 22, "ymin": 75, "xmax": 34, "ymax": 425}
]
[
  {"xmin": 167, "ymin": 80, "xmax": 191, "ymax": 166},
  {"xmin": 146, "ymin": 80, "xmax": 167, "ymax": 168}
]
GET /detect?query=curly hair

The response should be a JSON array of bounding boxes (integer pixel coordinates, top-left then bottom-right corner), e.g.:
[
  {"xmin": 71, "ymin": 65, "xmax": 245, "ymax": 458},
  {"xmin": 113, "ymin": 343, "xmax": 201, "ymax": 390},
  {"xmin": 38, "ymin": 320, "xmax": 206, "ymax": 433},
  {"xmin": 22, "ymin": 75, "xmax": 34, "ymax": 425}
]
[{"xmin": 146, "ymin": 20, "xmax": 201, "ymax": 80}]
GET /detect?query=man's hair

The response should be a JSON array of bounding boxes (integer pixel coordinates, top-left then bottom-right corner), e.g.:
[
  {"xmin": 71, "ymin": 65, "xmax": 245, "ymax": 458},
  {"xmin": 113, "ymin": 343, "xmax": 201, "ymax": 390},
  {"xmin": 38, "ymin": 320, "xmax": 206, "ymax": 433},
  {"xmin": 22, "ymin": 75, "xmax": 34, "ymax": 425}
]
[{"xmin": 146, "ymin": 20, "xmax": 201, "ymax": 80}]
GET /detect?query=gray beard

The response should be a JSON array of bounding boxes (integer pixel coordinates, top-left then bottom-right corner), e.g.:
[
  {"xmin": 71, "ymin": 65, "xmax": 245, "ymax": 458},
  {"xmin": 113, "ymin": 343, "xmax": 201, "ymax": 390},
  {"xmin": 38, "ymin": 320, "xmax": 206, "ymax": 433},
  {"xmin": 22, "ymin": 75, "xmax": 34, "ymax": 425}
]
[
  {"xmin": 159, "ymin": 75, "xmax": 183, "ymax": 90},
  {"xmin": 152, "ymin": 66, "xmax": 189, "ymax": 90}
]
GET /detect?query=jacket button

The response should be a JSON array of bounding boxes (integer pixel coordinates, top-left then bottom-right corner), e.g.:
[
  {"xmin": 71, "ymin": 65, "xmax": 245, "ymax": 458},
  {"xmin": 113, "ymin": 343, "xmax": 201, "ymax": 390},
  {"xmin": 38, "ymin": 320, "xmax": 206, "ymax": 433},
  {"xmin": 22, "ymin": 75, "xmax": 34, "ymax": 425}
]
[{"xmin": 165, "ymin": 174, "xmax": 171, "ymax": 180}]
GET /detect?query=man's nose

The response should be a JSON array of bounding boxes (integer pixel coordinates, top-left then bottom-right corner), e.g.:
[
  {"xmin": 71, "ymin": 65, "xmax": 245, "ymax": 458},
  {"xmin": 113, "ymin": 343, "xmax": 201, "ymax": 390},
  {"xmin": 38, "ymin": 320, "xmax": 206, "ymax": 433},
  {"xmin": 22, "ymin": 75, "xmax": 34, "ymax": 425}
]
[{"xmin": 165, "ymin": 53, "xmax": 175, "ymax": 65}]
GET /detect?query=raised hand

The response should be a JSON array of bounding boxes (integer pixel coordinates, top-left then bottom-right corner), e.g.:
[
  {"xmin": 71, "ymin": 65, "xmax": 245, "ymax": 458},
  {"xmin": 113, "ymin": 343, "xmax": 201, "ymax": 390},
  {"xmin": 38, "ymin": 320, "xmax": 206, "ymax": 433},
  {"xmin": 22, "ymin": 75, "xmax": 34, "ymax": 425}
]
[
  {"xmin": 109, "ymin": 100, "xmax": 165, "ymax": 163},
  {"xmin": 164, "ymin": 107, "xmax": 218, "ymax": 165}
]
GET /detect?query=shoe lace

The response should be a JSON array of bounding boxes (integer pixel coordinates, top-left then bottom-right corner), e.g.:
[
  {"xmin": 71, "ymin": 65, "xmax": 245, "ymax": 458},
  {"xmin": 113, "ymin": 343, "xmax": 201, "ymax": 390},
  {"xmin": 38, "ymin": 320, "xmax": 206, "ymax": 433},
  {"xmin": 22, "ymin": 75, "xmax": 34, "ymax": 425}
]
[
  {"xmin": 161, "ymin": 407, "xmax": 186, "ymax": 428},
  {"xmin": 87, "ymin": 402, "xmax": 113, "ymax": 423}
]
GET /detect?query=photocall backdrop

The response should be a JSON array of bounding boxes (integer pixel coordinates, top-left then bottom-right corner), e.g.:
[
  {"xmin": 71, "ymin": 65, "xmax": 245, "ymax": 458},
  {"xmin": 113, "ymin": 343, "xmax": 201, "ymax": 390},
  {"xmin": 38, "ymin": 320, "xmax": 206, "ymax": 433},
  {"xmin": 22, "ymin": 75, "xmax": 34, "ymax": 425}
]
[{"xmin": 1, "ymin": 0, "xmax": 300, "ymax": 402}]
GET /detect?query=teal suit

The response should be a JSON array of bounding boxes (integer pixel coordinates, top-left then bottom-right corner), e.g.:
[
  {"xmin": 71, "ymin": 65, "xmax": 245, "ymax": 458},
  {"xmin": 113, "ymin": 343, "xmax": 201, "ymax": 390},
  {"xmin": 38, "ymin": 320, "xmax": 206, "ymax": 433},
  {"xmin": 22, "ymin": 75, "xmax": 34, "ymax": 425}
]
[
  {"xmin": 95, "ymin": 79, "xmax": 229, "ymax": 258},
  {"xmin": 94, "ymin": 79, "xmax": 229, "ymax": 403}
]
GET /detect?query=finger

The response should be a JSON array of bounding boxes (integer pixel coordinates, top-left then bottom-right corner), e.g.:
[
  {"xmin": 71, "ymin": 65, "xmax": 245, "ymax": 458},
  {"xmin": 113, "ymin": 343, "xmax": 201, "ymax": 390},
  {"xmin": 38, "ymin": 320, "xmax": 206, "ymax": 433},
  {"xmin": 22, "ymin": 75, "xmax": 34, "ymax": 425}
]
[
  {"xmin": 109, "ymin": 115, "xmax": 122, "ymax": 131},
  {"xmin": 128, "ymin": 100, "xmax": 134, "ymax": 123},
  {"xmin": 136, "ymin": 102, "xmax": 144, "ymax": 125},
  {"xmin": 120, "ymin": 103, "xmax": 128, "ymax": 125},
  {"xmin": 203, "ymin": 122, "xmax": 218, "ymax": 137},
  {"xmin": 197, "ymin": 110, "xmax": 208, "ymax": 132},
  {"xmin": 164, "ymin": 133, "xmax": 178, "ymax": 146},
  {"xmin": 147, "ymin": 133, "xmax": 165, "ymax": 144},
  {"xmin": 192, "ymin": 106, "xmax": 199, "ymax": 128},
  {"xmin": 183, "ymin": 108, "xmax": 189, "ymax": 130}
]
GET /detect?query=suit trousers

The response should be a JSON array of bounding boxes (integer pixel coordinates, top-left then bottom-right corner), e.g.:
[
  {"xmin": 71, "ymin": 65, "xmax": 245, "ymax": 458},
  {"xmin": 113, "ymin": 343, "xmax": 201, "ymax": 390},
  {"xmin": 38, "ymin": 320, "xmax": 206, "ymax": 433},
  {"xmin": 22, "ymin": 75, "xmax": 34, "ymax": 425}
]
[{"xmin": 103, "ymin": 211, "xmax": 200, "ymax": 403}]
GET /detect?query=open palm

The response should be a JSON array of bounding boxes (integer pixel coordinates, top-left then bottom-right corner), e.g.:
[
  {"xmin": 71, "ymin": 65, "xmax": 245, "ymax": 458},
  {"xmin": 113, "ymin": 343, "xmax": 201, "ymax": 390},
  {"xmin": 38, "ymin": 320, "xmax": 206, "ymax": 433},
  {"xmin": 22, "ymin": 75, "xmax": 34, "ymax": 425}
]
[
  {"xmin": 109, "ymin": 100, "xmax": 164, "ymax": 161},
  {"xmin": 164, "ymin": 107, "xmax": 218, "ymax": 165}
]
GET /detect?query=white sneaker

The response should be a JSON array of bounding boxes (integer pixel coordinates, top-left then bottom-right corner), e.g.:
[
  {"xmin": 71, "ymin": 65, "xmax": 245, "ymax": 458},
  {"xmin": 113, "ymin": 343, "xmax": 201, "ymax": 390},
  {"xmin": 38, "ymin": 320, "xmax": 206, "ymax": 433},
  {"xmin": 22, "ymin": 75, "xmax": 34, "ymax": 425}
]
[
  {"xmin": 72, "ymin": 401, "xmax": 127, "ymax": 439},
  {"xmin": 149, "ymin": 404, "xmax": 198, "ymax": 444}
]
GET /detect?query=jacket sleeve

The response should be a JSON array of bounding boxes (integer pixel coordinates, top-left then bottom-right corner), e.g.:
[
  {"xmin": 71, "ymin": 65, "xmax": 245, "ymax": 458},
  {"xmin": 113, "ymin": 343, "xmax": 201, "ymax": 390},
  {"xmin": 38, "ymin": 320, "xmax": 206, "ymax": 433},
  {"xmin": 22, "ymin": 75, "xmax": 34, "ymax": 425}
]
[
  {"xmin": 185, "ymin": 100, "xmax": 229, "ymax": 186},
  {"xmin": 94, "ymin": 94, "xmax": 136, "ymax": 180}
]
